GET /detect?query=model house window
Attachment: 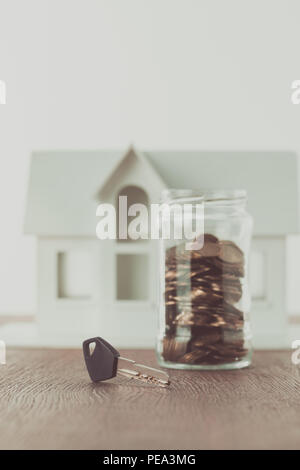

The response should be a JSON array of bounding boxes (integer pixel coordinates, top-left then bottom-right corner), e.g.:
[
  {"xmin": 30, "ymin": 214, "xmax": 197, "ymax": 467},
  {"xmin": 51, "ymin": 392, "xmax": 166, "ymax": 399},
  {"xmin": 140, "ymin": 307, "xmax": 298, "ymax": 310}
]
[
  {"xmin": 116, "ymin": 254, "xmax": 149, "ymax": 300},
  {"xmin": 57, "ymin": 251, "xmax": 92, "ymax": 299},
  {"xmin": 116, "ymin": 185, "xmax": 149, "ymax": 242}
]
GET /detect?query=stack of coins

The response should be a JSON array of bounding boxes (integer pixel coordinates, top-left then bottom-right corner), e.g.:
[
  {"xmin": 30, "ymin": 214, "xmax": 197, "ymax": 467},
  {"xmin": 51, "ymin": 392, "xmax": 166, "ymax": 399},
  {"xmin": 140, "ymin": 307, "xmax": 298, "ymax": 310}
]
[{"xmin": 162, "ymin": 234, "xmax": 248, "ymax": 365}]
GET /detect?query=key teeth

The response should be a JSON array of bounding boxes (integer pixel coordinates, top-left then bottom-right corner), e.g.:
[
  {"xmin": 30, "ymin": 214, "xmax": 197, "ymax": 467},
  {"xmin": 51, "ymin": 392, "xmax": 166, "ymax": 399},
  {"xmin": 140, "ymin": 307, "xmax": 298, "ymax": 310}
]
[
  {"xmin": 118, "ymin": 368, "xmax": 170, "ymax": 388},
  {"xmin": 136, "ymin": 374, "xmax": 170, "ymax": 388}
]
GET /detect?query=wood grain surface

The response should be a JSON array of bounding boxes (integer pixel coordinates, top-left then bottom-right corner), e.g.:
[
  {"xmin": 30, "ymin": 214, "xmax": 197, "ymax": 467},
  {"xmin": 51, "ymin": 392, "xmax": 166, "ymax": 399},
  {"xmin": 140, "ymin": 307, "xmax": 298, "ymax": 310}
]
[{"xmin": 0, "ymin": 348, "xmax": 299, "ymax": 450}]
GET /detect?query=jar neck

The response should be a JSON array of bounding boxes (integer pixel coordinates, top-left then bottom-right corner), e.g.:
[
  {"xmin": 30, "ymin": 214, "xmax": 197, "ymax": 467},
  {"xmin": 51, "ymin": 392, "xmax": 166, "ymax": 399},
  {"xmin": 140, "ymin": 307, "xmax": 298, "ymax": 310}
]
[
  {"xmin": 162, "ymin": 189, "xmax": 247, "ymax": 209},
  {"xmin": 161, "ymin": 189, "xmax": 204, "ymax": 205}
]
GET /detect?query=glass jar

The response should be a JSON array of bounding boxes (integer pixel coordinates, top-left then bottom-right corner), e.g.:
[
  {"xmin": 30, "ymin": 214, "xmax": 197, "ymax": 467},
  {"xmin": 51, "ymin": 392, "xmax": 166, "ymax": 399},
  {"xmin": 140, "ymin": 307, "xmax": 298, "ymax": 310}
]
[{"xmin": 156, "ymin": 189, "xmax": 253, "ymax": 370}]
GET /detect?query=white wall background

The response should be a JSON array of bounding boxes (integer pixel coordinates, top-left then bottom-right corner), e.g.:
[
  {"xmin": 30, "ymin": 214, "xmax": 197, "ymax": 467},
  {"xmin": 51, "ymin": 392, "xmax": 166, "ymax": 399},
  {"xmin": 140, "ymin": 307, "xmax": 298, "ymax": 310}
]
[{"xmin": 1, "ymin": 0, "xmax": 300, "ymax": 315}]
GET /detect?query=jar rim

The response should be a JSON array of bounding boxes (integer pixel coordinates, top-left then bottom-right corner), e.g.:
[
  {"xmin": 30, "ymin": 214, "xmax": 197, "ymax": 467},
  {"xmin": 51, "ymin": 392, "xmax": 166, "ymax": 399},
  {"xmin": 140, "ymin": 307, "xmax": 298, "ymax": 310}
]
[
  {"xmin": 161, "ymin": 189, "xmax": 204, "ymax": 204},
  {"xmin": 161, "ymin": 189, "xmax": 247, "ymax": 204}
]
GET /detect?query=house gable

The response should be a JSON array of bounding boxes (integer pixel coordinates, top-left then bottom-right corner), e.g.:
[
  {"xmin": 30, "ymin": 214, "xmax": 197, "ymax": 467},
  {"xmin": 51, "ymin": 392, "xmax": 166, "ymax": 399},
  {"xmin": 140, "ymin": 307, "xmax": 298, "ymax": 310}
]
[{"xmin": 95, "ymin": 146, "xmax": 167, "ymax": 203}]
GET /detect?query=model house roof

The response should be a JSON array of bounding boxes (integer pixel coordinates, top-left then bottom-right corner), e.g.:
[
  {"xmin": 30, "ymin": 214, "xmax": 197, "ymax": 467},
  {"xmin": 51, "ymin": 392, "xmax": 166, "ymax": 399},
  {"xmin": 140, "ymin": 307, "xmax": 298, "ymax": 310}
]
[{"xmin": 24, "ymin": 148, "xmax": 299, "ymax": 236}]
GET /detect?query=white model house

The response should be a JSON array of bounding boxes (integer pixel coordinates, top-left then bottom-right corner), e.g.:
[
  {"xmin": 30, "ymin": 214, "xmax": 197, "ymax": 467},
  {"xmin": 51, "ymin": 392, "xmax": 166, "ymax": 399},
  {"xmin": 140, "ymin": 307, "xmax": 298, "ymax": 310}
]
[{"xmin": 24, "ymin": 147, "xmax": 299, "ymax": 348}]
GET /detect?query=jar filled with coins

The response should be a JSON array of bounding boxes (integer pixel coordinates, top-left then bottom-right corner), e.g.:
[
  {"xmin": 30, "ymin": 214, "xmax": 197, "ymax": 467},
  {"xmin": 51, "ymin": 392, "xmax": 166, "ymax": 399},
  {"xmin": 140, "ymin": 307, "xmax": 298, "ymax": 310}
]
[{"xmin": 157, "ymin": 189, "xmax": 253, "ymax": 370}]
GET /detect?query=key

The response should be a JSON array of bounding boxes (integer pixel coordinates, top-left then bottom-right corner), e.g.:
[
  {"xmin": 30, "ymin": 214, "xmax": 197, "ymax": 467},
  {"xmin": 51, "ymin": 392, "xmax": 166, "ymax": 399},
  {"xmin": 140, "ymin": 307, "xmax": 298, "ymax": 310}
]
[{"xmin": 83, "ymin": 337, "xmax": 170, "ymax": 388}]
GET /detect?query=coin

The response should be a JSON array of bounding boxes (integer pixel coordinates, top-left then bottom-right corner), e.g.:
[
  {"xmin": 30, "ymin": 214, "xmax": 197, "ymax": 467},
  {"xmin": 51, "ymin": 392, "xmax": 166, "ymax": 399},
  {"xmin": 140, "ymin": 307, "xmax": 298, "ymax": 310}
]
[
  {"xmin": 219, "ymin": 240, "xmax": 244, "ymax": 264},
  {"xmin": 163, "ymin": 336, "xmax": 189, "ymax": 361},
  {"xmin": 179, "ymin": 349, "xmax": 211, "ymax": 364}
]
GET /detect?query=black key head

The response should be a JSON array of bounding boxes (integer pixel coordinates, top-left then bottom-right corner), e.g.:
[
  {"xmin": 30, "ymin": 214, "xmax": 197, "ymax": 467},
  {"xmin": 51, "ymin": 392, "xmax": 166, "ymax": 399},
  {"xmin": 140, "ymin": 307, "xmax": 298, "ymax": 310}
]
[{"xmin": 83, "ymin": 337, "xmax": 120, "ymax": 382}]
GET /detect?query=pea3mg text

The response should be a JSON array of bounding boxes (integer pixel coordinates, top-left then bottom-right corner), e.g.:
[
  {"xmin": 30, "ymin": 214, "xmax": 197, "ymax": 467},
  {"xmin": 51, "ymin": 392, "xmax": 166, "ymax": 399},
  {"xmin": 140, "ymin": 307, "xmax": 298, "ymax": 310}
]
[{"xmin": 103, "ymin": 454, "xmax": 196, "ymax": 466}]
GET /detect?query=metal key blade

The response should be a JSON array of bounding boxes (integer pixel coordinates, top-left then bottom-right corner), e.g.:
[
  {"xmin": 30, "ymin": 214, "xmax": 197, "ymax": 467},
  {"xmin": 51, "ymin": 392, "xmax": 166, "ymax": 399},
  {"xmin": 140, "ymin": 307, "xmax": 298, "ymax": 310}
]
[{"xmin": 117, "ymin": 357, "xmax": 170, "ymax": 388}]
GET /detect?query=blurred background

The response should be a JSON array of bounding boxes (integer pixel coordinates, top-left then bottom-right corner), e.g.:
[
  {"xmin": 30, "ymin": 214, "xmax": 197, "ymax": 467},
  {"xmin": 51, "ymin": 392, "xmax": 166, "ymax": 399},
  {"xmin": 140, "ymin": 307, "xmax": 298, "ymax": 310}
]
[{"xmin": 1, "ymin": 0, "xmax": 300, "ymax": 346}]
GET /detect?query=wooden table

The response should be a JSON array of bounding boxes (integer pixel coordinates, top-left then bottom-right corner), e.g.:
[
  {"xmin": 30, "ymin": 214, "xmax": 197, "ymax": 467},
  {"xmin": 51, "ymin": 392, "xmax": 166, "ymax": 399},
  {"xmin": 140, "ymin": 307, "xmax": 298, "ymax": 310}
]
[{"xmin": 0, "ymin": 348, "xmax": 299, "ymax": 450}]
